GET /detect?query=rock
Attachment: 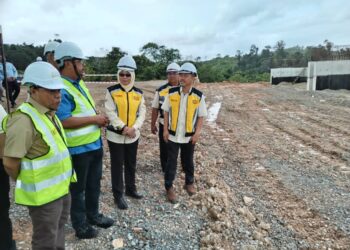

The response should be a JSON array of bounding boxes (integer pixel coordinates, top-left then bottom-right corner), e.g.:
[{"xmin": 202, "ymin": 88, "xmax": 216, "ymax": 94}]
[
  {"xmin": 252, "ymin": 231, "xmax": 264, "ymax": 241},
  {"xmin": 112, "ymin": 238, "xmax": 124, "ymax": 249},
  {"xmin": 208, "ymin": 207, "xmax": 220, "ymax": 220},
  {"xmin": 243, "ymin": 196, "xmax": 254, "ymax": 206},
  {"xmin": 258, "ymin": 222, "xmax": 271, "ymax": 231},
  {"xmin": 132, "ymin": 227, "xmax": 143, "ymax": 233}
]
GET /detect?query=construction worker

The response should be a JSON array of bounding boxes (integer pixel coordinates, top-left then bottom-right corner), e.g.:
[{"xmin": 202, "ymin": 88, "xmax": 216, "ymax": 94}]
[
  {"xmin": 105, "ymin": 55, "xmax": 146, "ymax": 210},
  {"xmin": 2, "ymin": 61, "xmax": 75, "ymax": 249},
  {"xmin": 43, "ymin": 40, "xmax": 60, "ymax": 68},
  {"xmin": 162, "ymin": 62, "xmax": 207, "ymax": 203},
  {"xmin": 0, "ymin": 104, "xmax": 16, "ymax": 250},
  {"xmin": 151, "ymin": 62, "xmax": 186, "ymax": 173},
  {"xmin": 0, "ymin": 55, "xmax": 19, "ymax": 107},
  {"xmin": 54, "ymin": 41, "xmax": 114, "ymax": 239}
]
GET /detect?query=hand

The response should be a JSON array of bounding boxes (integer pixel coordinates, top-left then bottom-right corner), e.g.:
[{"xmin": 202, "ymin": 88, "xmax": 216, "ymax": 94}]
[
  {"xmin": 126, "ymin": 127, "xmax": 136, "ymax": 138},
  {"xmin": 190, "ymin": 133, "xmax": 200, "ymax": 145},
  {"xmin": 151, "ymin": 124, "xmax": 158, "ymax": 134},
  {"xmin": 94, "ymin": 115, "xmax": 109, "ymax": 127},
  {"xmin": 163, "ymin": 129, "xmax": 169, "ymax": 143}
]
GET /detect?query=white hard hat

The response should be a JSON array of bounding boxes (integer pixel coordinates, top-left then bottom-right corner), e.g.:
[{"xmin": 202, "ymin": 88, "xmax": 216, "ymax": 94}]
[
  {"xmin": 117, "ymin": 55, "xmax": 137, "ymax": 71},
  {"xmin": 43, "ymin": 41, "xmax": 60, "ymax": 56},
  {"xmin": 166, "ymin": 62, "xmax": 180, "ymax": 72},
  {"xmin": 179, "ymin": 62, "xmax": 197, "ymax": 75},
  {"xmin": 36, "ymin": 56, "xmax": 43, "ymax": 61},
  {"xmin": 22, "ymin": 62, "xmax": 65, "ymax": 90},
  {"xmin": 54, "ymin": 41, "xmax": 86, "ymax": 62}
]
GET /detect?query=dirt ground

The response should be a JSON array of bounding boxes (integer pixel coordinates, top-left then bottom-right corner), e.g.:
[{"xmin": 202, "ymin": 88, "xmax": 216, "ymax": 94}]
[{"xmin": 9, "ymin": 81, "xmax": 350, "ymax": 249}]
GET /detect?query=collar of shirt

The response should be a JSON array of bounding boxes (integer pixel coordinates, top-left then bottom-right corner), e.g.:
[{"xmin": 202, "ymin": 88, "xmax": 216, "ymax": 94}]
[
  {"xmin": 28, "ymin": 97, "xmax": 52, "ymax": 115},
  {"xmin": 62, "ymin": 76, "xmax": 80, "ymax": 86},
  {"xmin": 180, "ymin": 86, "xmax": 192, "ymax": 95}
]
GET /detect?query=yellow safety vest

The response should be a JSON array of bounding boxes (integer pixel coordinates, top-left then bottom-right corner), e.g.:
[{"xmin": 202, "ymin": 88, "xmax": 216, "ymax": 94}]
[
  {"xmin": 2, "ymin": 103, "xmax": 76, "ymax": 206},
  {"xmin": 61, "ymin": 78, "xmax": 101, "ymax": 147},
  {"xmin": 107, "ymin": 84, "xmax": 143, "ymax": 133},
  {"xmin": 168, "ymin": 87, "xmax": 203, "ymax": 137},
  {"xmin": 157, "ymin": 83, "xmax": 172, "ymax": 119}
]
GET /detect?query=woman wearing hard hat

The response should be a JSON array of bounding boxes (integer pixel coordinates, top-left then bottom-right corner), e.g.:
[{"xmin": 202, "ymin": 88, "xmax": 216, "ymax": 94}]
[
  {"xmin": 105, "ymin": 55, "xmax": 146, "ymax": 210},
  {"xmin": 161, "ymin": 62, "xmax": 207, "ymax": 203}
]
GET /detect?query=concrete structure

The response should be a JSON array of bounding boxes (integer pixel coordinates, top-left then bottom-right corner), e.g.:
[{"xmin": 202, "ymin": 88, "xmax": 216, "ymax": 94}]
[
  {"xmin": 270, "ymin": 67, "xmax": 307, "ymax": 85},
  {"xmin": 307, "ymin": 60, "xmax": 350, "ymax": 91}
]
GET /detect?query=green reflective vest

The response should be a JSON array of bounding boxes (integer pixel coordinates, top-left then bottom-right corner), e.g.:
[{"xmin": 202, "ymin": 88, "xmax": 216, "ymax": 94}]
[
  {"xmin": 3, "ymin": 103, "xmax": 75, "ymax": 206},
  {"xmin": 62, "ymin": 78, "xmax": 101, "ymax": 147}
]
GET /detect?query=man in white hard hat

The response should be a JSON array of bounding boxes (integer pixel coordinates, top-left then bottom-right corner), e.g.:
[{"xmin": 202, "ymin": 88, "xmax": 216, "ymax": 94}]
[
  {"xmin": 43, "ymin": 40, "xmax": 60, "ymax": 68},
  {"xmin": 54, "ymin": 41, "xmax": 113, "ymax": 239},
  {"xmin": 3, "ymin": 61, "xmax": 76, "ymax": 250},
  {"xmin": 162, "ymin": 62, "xmax": 207, "ymax": 203},
  {"xmin": 0, "ymin": 103, "xmax": 16, "ymax": 250},
  {"xmin": 151, "ymin": 62, "xmax": 186, "ymax": 173}
]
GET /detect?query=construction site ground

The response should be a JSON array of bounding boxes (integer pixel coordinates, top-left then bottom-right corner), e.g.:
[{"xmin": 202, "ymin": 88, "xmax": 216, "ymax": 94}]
[{"xmin": 9, "ymin": 81, "xmax": 350, "ymax": 249}]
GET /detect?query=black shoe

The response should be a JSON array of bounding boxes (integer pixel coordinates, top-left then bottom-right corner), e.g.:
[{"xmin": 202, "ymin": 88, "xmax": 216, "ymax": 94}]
[
  {"xmin": 75, "ymin": 224, "xmax": 98, "ymax": 239},
  {"xmin": 114, "ymin": 196, "xmax": 128, "ymax": 209},
  {"xmin": 125, "ymin": 190, "xmax": 143, "ymax": 199},
  {"xmin": 88, "ymin": 214, "xmax": 114, "ymax": 229}
]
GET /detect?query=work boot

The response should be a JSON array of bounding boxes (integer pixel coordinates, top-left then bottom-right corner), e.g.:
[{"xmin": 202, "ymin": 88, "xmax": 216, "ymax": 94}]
[
  {"xmin": 75, "ymin": 223, "xmax": 98, "ymax": 239},
  {"xmin": 88, "ymin": 214, "xmax": 114, "ymax": 228},
  {"xmin": 114, "ymin": 196, "xmax": 128, "ymax": 210},
  {"xmin": 166, "ymin": 187, "xmax": 177, "ymax": 203},
  {"xmin": 125, "ymin": 190, "xmax": 143, "ymax": 199},
  {"xmin": 184, "ymin": 183, "xmax": 196, "ymax": 196}
]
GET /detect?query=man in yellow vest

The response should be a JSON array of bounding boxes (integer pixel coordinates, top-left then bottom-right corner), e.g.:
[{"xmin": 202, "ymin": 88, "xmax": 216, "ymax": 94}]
[
  {"xmin": 54, "ymin": 42, "xmax": 114, "ymax": 239},
  {"xmin": 162, "ymin": 62, "xmax": 207, "ymax": 203},
  {"xmin": 3, "ymin": 61, "xmax": 75, "ymax": 249},
  {"xmin": 0, "ymin": 104, "xmax": 16, "ymax": 250},
  {"xmin": 151, "ymin": 62, "xmax": 186, "ymax": 173}
]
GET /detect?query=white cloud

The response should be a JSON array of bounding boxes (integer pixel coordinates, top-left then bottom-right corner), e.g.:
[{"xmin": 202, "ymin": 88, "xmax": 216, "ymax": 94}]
[{"xmin": 0, "ymin": 0, "xmax": 349, "ymax": 59}]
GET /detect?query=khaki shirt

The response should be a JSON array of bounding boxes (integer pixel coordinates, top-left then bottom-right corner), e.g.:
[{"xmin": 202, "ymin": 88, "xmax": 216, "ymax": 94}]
[
  {"xmin": 0, "ymin": 104, "xmax": 8, "ymax": 158},
  {"xmin": 4, "ymin": 98, "xmax": 52, "ymax": 160}
]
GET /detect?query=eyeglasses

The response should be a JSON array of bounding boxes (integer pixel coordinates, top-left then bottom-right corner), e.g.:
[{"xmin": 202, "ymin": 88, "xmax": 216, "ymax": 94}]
[{"xmin": 119, "ymin": 73, "xmax": 131, "ymax": 77}]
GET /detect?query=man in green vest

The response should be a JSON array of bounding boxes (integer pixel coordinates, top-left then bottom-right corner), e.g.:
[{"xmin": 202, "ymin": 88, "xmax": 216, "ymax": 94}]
[
  {"xmin": 3, "ymin": 61, "xmax": 75, "ymax": 250},
  {"xmin": 54, "ymin": 41, "xmax": 114, "ymax": 239}
]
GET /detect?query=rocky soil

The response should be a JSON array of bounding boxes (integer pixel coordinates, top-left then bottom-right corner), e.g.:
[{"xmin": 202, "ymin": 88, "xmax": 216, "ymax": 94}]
[{"xmin": 9, "ymin": 81, "xmax": 350, "ymax": 249}]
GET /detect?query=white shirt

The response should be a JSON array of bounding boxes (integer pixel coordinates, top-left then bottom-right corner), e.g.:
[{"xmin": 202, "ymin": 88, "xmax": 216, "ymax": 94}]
[
  {"xmin": 161, "ymin": 87, "xmax": 207, "ymax": 143},
  {"xmin": 105, "ymin": 90, "xmax": 146, "ymax": 144}
]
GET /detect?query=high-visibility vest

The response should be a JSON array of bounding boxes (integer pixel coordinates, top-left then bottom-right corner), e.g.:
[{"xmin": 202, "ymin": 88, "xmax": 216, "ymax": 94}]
[
  {"xmin": 157, "ymin": 83, "xmax": 172, "ymax": 119},
  {"xmin": 107, "ymin": 84, "xmax": 143, "ymax": 134},
  {"xmin": 61, "ymin": 78, "xmax": 101, "ymax": 147},
  {"xmin": 168, "ymin": 86, "xmax": 203, "ymax": 137},
  {"xmin": 2, "ymin": 103, "xmax": 76, "ymax": 206}
]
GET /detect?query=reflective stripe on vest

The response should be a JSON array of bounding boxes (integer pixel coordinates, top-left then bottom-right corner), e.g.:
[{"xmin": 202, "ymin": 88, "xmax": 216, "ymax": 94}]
[
  {"xmin": 168, "ymin": 87, "xmax": 202, "ymax": 137},
  {"xmin": 109, "ymin": 86, "xmax": 142, "ymax": 127},
  {"xmin": 61, "ymin": 78, "xmax": 101, "ymax": 147},
  {"xmin": 4, "ymin": 103, "xmax": 74, "ymax": 206}
]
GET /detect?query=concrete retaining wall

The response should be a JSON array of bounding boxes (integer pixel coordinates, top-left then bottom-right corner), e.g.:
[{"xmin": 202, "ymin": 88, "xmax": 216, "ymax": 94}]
[{"xmin": 270, "ymin": 67, "xmax": 307, "ymax": 85}]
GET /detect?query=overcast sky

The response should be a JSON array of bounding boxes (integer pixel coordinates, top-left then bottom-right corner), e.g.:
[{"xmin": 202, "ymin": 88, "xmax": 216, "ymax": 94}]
[{"xmin": 0, "ymin": 0, "xmax": 349, "ymax": 59}]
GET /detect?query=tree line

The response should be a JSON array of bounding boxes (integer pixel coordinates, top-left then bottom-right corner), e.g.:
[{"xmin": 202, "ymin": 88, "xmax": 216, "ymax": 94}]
[{"xmin": 3, "ymin": 40, "xmax": 350, "ymax": 83}]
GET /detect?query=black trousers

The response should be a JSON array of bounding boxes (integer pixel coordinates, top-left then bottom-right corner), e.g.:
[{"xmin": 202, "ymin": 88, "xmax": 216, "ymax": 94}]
[
  {"xmin": 0, "ymin": 160, "xmax": 15, "ymax": 250},
  {"xmin": 164, "ymin": 140, "xmax": 195, "ymax": 190},
  {"xmin": 2, "ymin": 80, "xmax": 20, "ymax": 106},
  {"xmin": 108, "ymin": 140, "xmax": 139, "ymax": 198},
  {"xmin": 70, "ymin": 148, "xmax": 103, "ymax": 230},
  {"xmin": 159, "ymin": 123, "xmax": 185, "ymax": 173}
]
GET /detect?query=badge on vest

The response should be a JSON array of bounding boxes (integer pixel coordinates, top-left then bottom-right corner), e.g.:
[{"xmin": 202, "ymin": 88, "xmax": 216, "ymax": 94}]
[
  {"xmin": 192, "ymin": 100, "xmax": 199, "ymax": 104},
  {"xmin": 133, "ymin": 96, "xmax": 140, "ymax": 101}
]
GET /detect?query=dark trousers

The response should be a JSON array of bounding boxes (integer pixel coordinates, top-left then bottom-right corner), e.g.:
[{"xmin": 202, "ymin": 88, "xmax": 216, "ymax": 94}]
[
  {"xmin": 159, "ymin": 123, "xmax": 185, "ymax": 173},
  {"xmin": 2, "ymin": 80, "xmax": 20, "ymax": 106},
  {"xmin": 70, "ymin": 148, "xmax": 103, "ymax": 230},
  {"xmin": 108, "ymin": 140, "xmax": 138, "ymax": 198},
  {"xmin": 164, "ymin": 141, "xmax": 195, "ymax": 190},
  {"xmin": 0, "ymin": 160, "xmax": 15, "ymax": 250},
  {"xmin": 28, "ymin": 194, "xmax": 71, "ymax": 250}
]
